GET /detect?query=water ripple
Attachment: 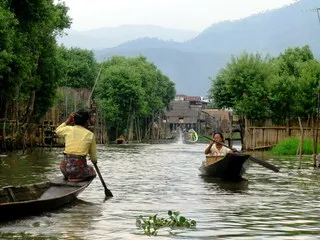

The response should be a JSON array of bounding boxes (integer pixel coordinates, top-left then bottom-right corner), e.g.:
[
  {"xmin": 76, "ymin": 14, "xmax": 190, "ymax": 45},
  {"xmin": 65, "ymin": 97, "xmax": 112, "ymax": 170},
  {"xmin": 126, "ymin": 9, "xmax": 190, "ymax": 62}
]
[{"xmin": 1, "ymin": 144, "xmax": 320, "ymax": 239}]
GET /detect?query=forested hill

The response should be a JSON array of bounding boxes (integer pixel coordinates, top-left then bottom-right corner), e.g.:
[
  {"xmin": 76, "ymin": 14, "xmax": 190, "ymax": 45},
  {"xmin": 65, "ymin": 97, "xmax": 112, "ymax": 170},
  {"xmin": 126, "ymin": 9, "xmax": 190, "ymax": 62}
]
[
  {"xmin": 57, "ymin": 25, "xmax": 198, "ymax": 50},
  {"xmin": 93, "ymin": 0, "xmax": 320, "ymax": 96},
  {"xmin": 183, "ymin": 0, "xmax": 320, "ymax": 55}
]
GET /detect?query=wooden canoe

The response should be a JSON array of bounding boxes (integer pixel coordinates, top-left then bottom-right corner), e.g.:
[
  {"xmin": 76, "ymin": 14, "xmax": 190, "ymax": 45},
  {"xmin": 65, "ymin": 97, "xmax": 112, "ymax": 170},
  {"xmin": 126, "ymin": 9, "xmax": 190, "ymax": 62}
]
[
  {"xmin": 182, "ymin": 129, "xmax": 198, "ymax": 144},
  {"xmin": 0, "ymin": 177, "xmax": 93, "ymax": 222},
  {"xmin": 199, "ymin": 152, "xmax": 250, "ymax": 181},
  {"xmin": 116, "ymin": 137, "xmax": 125, "ymax": 144}
]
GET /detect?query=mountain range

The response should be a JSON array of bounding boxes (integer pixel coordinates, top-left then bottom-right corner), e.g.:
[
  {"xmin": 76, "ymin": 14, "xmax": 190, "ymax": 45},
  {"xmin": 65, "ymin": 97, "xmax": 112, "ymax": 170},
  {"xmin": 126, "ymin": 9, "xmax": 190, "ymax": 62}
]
[
  {"xmin": 57, "ymin": 25, "xmax": 199, "ymax": 49},
  {"xmin": 58, "ymin": 0, "xmax": 320, "ymax": 97}
]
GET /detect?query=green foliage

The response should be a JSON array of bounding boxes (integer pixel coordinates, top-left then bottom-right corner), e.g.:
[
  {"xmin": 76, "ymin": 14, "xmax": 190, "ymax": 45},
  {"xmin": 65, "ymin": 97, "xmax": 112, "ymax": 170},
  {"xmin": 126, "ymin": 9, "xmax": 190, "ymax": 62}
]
[
  {"xmin": 209, "ymin": 52, "xmax": 272, "ymax": 119},
  {"xmin": 267, "ymin": 74, "xmax": 297, "ymax": 122},
  {"xmin": 267, "ymin": 46, "xmax": 318, "ymax": 122},
  {"xmin": 276, "ymin": 46, "xmax": 314, "ymax": 77},
  {"xmin": 31, "ymin": 41, "xmax": 62, "ymax": 120},
  {"xmin": 295, "ymin": 60, "xmax": 320, "ymax": 117},
  {"xmin": 136, "ymin": 210, "xmax": 196, "ymax": 236},
  {"xmin": 95, "ymin": 55, "xmax": 176, "ymax": 138},
  {"xmin": 57, "ymin": 46, "xmax": 98, "ymax": 88},
  {"xmin": 0, "ymin": 6, "xmax": 18, "ymax": 99},
  {"xmin": 269, "ymin": 138, "xmax": 320, "ymax": 155},
  {"xmin": 209, "ymin": 46, "xmax": 320, "ymax": 123},
  {"xmin": 0, "ymin": 0, "xmax": 71, "ymax": 122}
]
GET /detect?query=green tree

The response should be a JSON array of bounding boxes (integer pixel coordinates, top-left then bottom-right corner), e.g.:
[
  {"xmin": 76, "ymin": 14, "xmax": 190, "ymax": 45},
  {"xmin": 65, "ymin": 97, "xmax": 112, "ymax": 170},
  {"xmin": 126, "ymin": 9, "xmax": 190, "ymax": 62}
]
[
  {"xmin": 128, "ymin": 56, "xmax": 175, "ymax": 115},
  {"xmin": 276, "ymin": 46, "xmax": 314, "ymax": 77},
  {"xmin": 267, "ymin": 46, "xmax": 317, "ymax": 122},
  {"xmin": 96, "ymin": 62, "xmax": 147, "ymax": 138},
  {"xmin": 0, "ymin": 6, "xmax": 17, "ymax": 109},
  {"xmin": 95, "ymin": 56, "xmax": 175, "ymax": 140},
  {"xmin": 0, "ymin": 0, "xmax": 71, "ymax": 122},
  {"xmin": 209, "ymin": 46, "xmax": 318, "ymax": 122},
  {"xmin": 209, "ymin": 52, "xmax": 271, "ymax": 119},
  {"xmin": 57, "ymin": 46, "xmax": 98, "ymax": 89},
  {"xmin": 297, "ymin": 60, "xmax": 320, "ymax": 117}
]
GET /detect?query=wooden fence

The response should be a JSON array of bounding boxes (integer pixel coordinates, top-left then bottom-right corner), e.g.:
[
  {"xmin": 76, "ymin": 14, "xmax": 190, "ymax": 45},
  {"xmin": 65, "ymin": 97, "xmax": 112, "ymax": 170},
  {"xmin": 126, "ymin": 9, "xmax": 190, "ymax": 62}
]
[
  {"xmin": 41, "ymin": 87, "xmax": 108, "ymax": 146},
  {"xmin": 0, "ymin": 87, "xmax": 108, "ymax": 152},
  {"xmin": 243, "ymin": 118, "xmax": 319, "ymax": 151}
]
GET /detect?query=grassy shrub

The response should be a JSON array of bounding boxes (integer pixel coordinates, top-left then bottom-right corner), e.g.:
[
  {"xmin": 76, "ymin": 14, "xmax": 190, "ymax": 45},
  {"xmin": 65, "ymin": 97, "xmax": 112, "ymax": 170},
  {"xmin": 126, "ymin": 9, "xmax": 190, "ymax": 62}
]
[{"xmin": 268, "ymin": 138, "xmax": 320, "ymax": 155}]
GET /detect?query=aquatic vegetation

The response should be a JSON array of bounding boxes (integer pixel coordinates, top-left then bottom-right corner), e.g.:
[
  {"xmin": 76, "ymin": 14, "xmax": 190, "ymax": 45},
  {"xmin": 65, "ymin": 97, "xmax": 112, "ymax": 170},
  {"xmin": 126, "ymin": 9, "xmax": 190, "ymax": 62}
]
[
  {"xmin": 136, "ymin": 210, "xmax": 197, "ymax": 236},
  {"xmin": 269, "ymin": 137, "xmax": 320, "ymax": 155}
]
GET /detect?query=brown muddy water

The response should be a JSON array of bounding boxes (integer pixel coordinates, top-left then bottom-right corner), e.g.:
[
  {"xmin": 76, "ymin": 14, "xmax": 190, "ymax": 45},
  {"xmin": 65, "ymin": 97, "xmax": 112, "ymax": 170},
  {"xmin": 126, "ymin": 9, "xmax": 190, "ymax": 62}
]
[{"xmin": 0, "ymin": 141, "xmax": 320, "ymax": 239}]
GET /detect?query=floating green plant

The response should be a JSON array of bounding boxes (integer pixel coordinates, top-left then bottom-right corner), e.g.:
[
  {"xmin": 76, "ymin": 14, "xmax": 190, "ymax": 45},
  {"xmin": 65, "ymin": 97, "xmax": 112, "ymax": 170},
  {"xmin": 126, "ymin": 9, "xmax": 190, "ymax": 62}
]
[{"xmin": 136, "ymin": 210, "xmax": 197, "ymax": 236}]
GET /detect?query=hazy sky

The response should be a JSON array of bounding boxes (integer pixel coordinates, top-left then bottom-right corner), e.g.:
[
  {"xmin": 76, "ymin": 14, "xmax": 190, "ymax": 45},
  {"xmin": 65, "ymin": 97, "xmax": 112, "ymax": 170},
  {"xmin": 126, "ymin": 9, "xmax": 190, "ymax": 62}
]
[{"xmin": 59, "ymin": 0, "xmax": 297, "ymax": 32}]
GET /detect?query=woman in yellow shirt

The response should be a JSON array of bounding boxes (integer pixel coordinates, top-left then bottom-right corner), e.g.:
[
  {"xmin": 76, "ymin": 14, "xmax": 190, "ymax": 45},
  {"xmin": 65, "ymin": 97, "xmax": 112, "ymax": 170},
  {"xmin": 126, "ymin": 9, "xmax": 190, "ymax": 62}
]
[{"xmin": 55, "ymin": 109, "xmax": 97, "ymax": 181}]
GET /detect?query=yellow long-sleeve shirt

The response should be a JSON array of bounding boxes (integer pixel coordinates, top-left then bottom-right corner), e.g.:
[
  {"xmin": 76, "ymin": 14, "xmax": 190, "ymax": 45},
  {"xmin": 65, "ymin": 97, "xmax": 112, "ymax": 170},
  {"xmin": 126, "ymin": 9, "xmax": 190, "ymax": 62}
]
[{"xmin": 55, "ymin": 123, "xmax": 97, "ymax": 163}]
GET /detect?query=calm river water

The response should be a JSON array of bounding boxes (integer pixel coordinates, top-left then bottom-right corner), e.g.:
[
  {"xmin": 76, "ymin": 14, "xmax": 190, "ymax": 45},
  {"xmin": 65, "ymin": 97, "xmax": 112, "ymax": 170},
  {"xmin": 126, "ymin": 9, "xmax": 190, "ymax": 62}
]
[{"xmin": 1, "ymin": 140, "xmax": 320, "ymax": 239}]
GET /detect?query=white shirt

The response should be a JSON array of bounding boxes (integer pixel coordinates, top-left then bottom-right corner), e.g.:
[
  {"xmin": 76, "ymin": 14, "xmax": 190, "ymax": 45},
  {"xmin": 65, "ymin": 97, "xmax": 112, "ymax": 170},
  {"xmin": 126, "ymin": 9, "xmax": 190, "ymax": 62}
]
[{"xmin": 209, "ymin": 144, "xmax": 231, "ymax": 156}]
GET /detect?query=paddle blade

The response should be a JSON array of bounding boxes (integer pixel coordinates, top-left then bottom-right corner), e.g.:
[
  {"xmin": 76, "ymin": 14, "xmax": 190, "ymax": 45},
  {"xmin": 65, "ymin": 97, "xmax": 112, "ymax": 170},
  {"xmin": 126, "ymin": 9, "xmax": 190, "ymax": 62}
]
[
  {"xmin": 249, "ymin": 156, "xmax": 280, "ymax": 172},
  {"xmin": 105, "ymin": 188, "xmax": 113, "ymax": 198}
]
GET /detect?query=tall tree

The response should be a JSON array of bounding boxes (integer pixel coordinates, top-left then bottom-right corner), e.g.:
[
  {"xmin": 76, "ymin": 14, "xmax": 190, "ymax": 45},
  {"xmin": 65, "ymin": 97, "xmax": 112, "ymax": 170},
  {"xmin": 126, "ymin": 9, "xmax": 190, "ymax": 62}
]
[
  {"xmin": 95, "ymin": 56, "xmax": 176, "ymax": 140},
  {"xmin": 267, "ymin": 46, "xmax": 316, "ymax": 122},
  {"xmin": 209, "ymin": 52, "xmax": 271, "ymax": 119},
  {"xmin": 0, "ymin": 5, "xmax": 17, "ymax": 116},
  {"xmin": 57, "ymin": 46, "xmax": 98, "ymax": 89},
  {"xmin": 0, "ymin": 0, "xmax": 71, "ymax": 122},
  {"xmin": 208, "ymin": 45, "xmax": 320, "ymax": 124}
]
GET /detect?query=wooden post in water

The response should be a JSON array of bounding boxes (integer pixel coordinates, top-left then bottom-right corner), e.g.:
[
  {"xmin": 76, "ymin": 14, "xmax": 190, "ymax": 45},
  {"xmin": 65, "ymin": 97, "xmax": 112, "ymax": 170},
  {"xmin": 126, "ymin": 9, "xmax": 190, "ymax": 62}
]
[
  {"xmin": 229, "ymin": 112, "xmax": 233, "ymax": 148},
  {"xmin": 298, "ymin": 117, "xmax": 303, "ymax": 169}
]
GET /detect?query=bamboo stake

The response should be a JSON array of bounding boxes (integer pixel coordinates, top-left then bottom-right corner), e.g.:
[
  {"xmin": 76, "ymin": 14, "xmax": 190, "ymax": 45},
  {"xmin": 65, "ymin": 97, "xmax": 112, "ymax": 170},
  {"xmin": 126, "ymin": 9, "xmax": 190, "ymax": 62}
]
[{"xmin": 298, "ymin": 117, "xmax": 303, "ymax": 169}]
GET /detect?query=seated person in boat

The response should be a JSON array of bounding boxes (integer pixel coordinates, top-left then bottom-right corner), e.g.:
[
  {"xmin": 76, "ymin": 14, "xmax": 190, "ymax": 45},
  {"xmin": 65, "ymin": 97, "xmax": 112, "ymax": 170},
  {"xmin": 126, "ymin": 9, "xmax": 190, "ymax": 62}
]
[
  {"xmin": 204, "ymin": 132, "xmax": 232, "ymax": 165},
  {"xmin": 55, "ymin": 109, "xmax": 97, "ymax": 181}
]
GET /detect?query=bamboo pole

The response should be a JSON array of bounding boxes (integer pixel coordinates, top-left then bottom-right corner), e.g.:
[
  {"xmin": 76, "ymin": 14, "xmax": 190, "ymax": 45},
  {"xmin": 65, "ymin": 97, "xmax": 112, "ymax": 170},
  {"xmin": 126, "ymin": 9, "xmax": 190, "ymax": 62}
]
[
  {"xmin": 229, "ymin": 112, "xmax": 233, "ymax": 147},
  {"xmin": 298, "ymin": 117, "xmax": 303, "ymax": 169}
]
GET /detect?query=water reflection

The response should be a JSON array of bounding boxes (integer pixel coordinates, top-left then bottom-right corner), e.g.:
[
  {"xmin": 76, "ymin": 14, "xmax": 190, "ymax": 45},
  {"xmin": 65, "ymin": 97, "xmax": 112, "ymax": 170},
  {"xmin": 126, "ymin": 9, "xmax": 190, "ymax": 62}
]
[
  {"xmin": 0, "ymin": 150, "xmax": 61, "ymax": 186},
  {"xmin": 201, "ymin": 176, "xmax": 249, "ymax": 193},
  {"xmin": 1, "ymin": 144, "xmax": 320, "ymax": 239}
]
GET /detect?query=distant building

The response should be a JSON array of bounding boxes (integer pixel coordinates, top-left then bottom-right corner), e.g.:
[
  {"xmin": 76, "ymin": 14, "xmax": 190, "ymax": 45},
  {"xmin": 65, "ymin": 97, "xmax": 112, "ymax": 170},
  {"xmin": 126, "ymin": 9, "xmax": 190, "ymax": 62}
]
[
  {"xmin": 175, "ymin": 94, "xmax": 186, "ymax": 101},
  {"xmin": 164, "ymin": 95, "xmax": 233, "ymax": 135},
  {"xmin": 164, "ymin": 95, "xmax": 206, "ymax": 133},
  {"xmin": 201, "ymin": 109, "xmax": 232, "ymax": 134}
]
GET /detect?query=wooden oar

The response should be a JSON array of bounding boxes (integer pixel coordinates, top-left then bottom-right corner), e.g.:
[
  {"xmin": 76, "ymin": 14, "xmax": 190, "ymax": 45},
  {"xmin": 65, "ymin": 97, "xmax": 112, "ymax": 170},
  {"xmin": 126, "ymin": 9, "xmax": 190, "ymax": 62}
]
[
  {"xmin": 93, "ymin": 163, "xmax": 113, "ymax": 197},
  {"xmin": 202, "ymin": 136, "xmax": 280, "ymax": 172}
]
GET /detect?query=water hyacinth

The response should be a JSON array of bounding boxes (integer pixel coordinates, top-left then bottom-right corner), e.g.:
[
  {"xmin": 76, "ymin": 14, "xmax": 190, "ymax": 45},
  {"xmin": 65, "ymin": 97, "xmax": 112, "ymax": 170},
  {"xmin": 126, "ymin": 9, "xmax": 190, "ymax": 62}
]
[{"xmin": 136, "ymin": 210, "xmax": 197, "ymax": 236}]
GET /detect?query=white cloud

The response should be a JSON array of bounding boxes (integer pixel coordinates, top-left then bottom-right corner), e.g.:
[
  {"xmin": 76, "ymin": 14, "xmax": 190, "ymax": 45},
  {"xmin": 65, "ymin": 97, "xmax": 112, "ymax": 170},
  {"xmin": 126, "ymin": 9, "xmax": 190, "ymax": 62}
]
[{"xmin": 59, "ymin": 0, "xmax": 297, "ymax": 31}]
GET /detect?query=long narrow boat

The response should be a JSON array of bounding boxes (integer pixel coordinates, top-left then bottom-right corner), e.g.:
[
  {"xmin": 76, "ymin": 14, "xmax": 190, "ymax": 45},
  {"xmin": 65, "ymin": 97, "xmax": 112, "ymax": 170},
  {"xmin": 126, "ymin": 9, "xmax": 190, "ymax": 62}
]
[
  {"xmin": 199, "ymin": 152, "xmax": 250, "ymax": 181},
  {"xmin": 116, "ymin": 137, "xmax": 125, "ymax": 144},
  {"xmin": 0, "ymin": 177, "xmax": 93, "ymax": 222},
  {"xmin": 182, "ymin": 129, "xmax": 198, "ymax": 144}
]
